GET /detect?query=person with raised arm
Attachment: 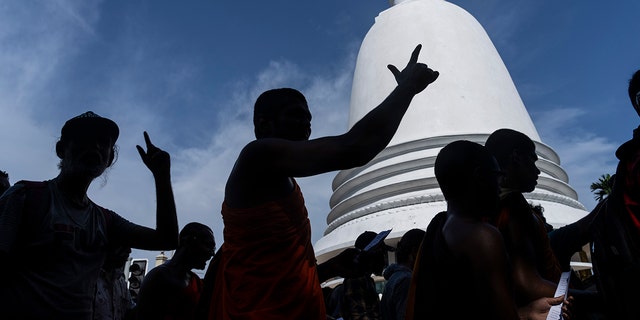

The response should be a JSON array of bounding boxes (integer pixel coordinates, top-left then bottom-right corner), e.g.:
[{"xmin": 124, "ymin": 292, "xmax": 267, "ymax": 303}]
[
  {"xmin": 0, "ymin": 111, "xmax": 178, "ymax": 319},
  {"xmin": 203, "ymin": 45, "xmax": 439, "ymax": 320}
]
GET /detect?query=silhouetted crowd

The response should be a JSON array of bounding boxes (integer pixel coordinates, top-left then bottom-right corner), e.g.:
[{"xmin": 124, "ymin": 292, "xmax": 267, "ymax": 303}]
[{"xmin": 1, "ymin": 46, "xmax": 639, "ymax": 320}]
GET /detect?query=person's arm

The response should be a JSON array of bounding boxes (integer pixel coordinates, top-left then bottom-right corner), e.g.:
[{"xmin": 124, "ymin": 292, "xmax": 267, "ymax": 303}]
[
  {"xmin": 119, "ymin": 132, "xmax": 178, "ymax": 250},
  {"xmin": 393, "ymin": 276, "xmax": 411, "ymax": 320},
  {"xmin": 240, "ymin": 44, "xmax": 439, "ymax": 178},
  {"xmin": 469, "ymin": 225, "xmax": 521, "ymax": 320},
  {"xmin": 505, "ymin": 215, "xmax": 557, "ymax": 303},
  {"xmin": 548, "ymin": 201, "xmax": 602, "ymax": 270},
  {"xmin": 517, "ymin": 295, "xmax": 564, "ymax": 320}
]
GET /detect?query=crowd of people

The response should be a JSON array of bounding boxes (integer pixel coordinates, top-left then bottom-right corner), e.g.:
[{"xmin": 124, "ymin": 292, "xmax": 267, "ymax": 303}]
[{"xmin": 0, "ymin": 45, "xmax": 638, "ymax": 320}]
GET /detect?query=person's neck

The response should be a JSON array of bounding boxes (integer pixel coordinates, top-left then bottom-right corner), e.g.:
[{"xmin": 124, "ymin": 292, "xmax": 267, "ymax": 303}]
[
  {"xmin": 54, "ymin": 173, "xmax": 93, "ymax": 207},
  {"xmin": 500, "ymin": 177, "xmax": 523, "ymax": 194},
  {"xmin": 165, "ymin": 249, "xmax": 192, "ymax": 274},
  {"xmin": 447, "ymin": 201, "xmax": 479, "ymax": 221}
]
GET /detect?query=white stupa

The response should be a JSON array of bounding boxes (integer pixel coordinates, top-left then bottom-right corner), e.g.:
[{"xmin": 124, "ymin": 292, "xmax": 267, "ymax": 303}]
[{"xmin": 315, "ymin": 0, "xmax": 588, "ymax": 262}]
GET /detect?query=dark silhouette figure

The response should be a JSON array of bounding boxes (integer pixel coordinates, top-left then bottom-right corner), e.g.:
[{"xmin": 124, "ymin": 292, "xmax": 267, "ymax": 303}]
[
  {"xmin": 0, "ymin": 111, "xmax": 178, "ymax": 319},
  {"xmin": 405, "ymin": 140, "xmax": 563, "ymax": 320},
  {"xmin": 316, "ymin": 247, "xmax": 368, "ymax": 283},
  {"xmin": 202, "ymin": 44, "xmax": 439, "ymax": 320},
  {"xmin": 337, "ymin": 230, "xmax": 392, "ymax": 320},
  {"xmin": 93, "ymin": 246, "xmax": 136, "ymax": 320},
  {"xmin": 0, "ymin": 170, "xmax": 9, "ymax": 195},
  {"xmin": 588, "ymin": 69, "xmax": 640, "ymax": 319},
  {"xmin": 137, "ymin": 222, "xmax": 215, "ymax": 320},
  {"xmin": 380, "ymin": 228, "xmax": 425, "ymax": 320},
  {"xmin": 485, "ymin": 129, "xmax": 563, "ymax": 305}
]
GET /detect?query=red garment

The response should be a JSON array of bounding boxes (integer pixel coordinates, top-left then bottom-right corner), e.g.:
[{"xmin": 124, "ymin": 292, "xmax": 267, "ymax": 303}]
[
  {"xmin": 208, "ymin": 181, "xmax": 325, "ymax": 320},
  {"xmin": 493, "ymin": 191, "xmax": 562, "ymax": 283},
  {"xmin": 623, "ymin": 153, "xmax": 640, "ymax": 231}
]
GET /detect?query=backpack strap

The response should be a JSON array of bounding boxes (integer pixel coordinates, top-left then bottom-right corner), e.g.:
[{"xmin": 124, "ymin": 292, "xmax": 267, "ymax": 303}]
[{"xmin": 3, "ymin": 181, "xmax": 52, "ymax": 264}]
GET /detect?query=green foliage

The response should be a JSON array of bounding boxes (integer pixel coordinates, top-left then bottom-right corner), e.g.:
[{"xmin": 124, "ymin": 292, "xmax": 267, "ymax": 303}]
[{"xmin": 590, "ymin": 173, "xmax": 613, "ymax": 202}]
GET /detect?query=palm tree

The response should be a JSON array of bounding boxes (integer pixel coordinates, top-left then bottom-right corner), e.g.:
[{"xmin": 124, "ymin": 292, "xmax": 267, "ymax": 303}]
[{"xmin": 590, "ymin": 173, "xmax": 614, "ymax": 202}]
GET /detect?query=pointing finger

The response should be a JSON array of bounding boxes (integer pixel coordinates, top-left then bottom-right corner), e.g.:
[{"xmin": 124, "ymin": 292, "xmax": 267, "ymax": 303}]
[
  {"xmin": 408, "ymin": 44, "xmax": 422, "ymax": 65},
  {"xmin": 387, "ymin": 64, "xmax": 400, "ymax": 77},
  {"xmin": 136, "ymin": 145, "xmax": 146, "ymax": 159},
  {"xmin": 143, "ymin": 131, "xmax": 155, "ymax": 150}
]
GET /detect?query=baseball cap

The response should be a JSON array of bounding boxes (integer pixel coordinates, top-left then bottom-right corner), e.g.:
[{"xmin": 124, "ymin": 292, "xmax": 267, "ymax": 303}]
[
  {"xmin": 354, "ymin": 230, "xmax": 395, "ymax": 252},
  {"xmin": 61, "ymin": 111, "xmax": 119, "ymax": 143}
]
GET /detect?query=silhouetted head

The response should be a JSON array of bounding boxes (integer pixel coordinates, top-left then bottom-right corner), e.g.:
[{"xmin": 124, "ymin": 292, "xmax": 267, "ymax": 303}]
[
  {"xmin": 0, "ymin": 170, "xmax": 9, "ymax": 195},
  {"xmin": 55, "ymin": 111, "xmax": 120, "ymax": 179},
  {"xmin": 616, "ymin": 130, "xmax": 640, "ymax": 204},
  {"xmin": 354, "ymin": 231, "xmax": 392, "ymax": 276},
  {"xmin": 395, "ymin": 228, "xmax": 425, "ymax": 267},
  {"xmin": 628, "ymin": 70, "xmax": 640, "ymax": 116},
  {"xmin": 179, "ymin": 222, "xmax": 215, "ymax": 270},
  {"xmin": 253, "ymin": 88, "xmax": 311, "ymax": 141},
  {"xmin": 485, "ymin": 129, "xmax": 540, "ymax": 192},
  {"xmin": 617, "ymin": 71, "xmax": 640, "ymax": 160},
  {"xmin": 435, "ymin": 140, "xmax": 501, "ymax": 215}
]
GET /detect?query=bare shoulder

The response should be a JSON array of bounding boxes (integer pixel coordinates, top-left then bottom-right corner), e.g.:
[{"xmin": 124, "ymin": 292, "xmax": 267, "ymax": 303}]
[
  {"xmin": 225, "ymin": 141, "xmax": 295, "ymax": 207},
  {"xmin": 445, "ymin": 218, "xmax": 504, "ymax": 258},
  {"xmin": 233, "ymin": 138, "xmax": 296, "ymax": 175},
  {"xmin": 141, "ymin": 265, "xmax": 185, "ymax": 294},
  {"xmin": 142, "ymin": 264, "xmax": 171, "ymax": 284},
  {"xmin": 235, "ymin": 140, "xmax": 272, "ymax": 168},
  {"xmin": 467, "ymin": 223, "xmax": 504, "ymax": 248},
  {"xmin": 462, "ymin": 223, "xmax": 507, "ymax": 266}
]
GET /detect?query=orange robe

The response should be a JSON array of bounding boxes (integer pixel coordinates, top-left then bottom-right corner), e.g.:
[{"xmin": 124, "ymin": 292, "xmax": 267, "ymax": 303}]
[{"xmin": 208, "ymin": 181, "xmax": 325, "ymax": 320}]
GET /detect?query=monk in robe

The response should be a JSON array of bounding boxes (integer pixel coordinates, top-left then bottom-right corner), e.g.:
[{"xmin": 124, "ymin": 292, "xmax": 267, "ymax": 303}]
[
  {"xmin": 485, "ymin": 129, "xmax": 562, "ymax": 305},
  {"xmin": 405, "ymin": 141, "xmax": 564, "ymax": 320},
  {"xmin": 203, "ymin": 44, "xmax": 439, "ymax": 320}
]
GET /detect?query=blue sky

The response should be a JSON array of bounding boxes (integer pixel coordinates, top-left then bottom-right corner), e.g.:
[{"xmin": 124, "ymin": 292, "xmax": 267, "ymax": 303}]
[{"xmin": 1, "ymin": 0, "xmax": 639, "ymax": 271}]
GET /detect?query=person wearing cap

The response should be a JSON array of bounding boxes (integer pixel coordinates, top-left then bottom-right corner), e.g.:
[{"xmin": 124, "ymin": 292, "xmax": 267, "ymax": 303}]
[
  {"xmin": 0, "ymin": 111, "xmax": 178, "ymax": 319},
  {"xmin": 333, "ymin": 230, "xmax": 393, "ymax": 320},
  {"xmin": 202, "ymin": 45, "xmax": 438, "ymax": 320},
  {"xmin": 588, "ymin": 69, "xmax": 640, "ymax": 319},
  {"xmin": 380, "ymin": 228, "xmax": 425, "ymax": 320}
]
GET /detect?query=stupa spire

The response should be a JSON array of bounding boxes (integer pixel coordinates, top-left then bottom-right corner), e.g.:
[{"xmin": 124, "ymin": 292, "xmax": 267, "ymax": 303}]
[{"xmin": 315, "ymin": 0, "xmax": 587, "ymax": 263}]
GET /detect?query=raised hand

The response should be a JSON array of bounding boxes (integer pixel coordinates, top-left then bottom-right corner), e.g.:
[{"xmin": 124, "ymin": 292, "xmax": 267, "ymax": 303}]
[
  {"xmin": 136, "ymin": 131, "xmax": 171, "ymax": 178},
  {"xmin": 387, "ymin": 44, "xmax": 439, "ymax": 95}
]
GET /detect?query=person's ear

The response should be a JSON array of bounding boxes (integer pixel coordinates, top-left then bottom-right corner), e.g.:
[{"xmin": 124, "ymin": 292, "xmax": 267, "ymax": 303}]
[
  {"xmin": 55, "ymin": 141, "xmax": 66, "ymax": 159},
  {"xmin": 509, "ymin": 150, "xmax": 522, "ymax": 167}
]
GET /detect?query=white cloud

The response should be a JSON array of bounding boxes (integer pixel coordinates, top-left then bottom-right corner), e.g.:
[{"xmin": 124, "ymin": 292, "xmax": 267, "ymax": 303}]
[
  {"xmin": 0, "ymin": 0, "xmax": 103, "ymax": 180},
  {"xmin": 533, "ymin": 108, "xmax": 619, "ymax": 210}
]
